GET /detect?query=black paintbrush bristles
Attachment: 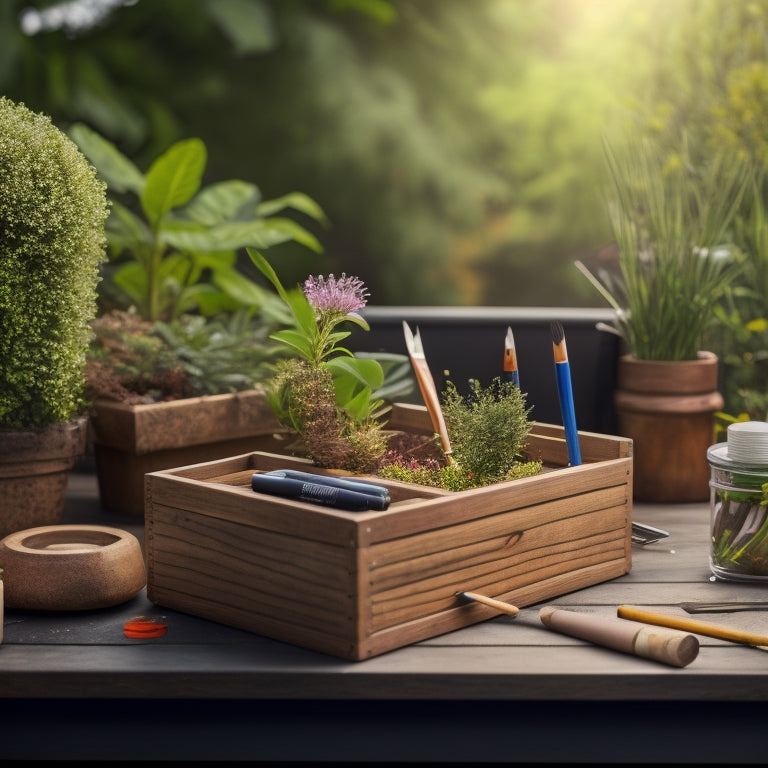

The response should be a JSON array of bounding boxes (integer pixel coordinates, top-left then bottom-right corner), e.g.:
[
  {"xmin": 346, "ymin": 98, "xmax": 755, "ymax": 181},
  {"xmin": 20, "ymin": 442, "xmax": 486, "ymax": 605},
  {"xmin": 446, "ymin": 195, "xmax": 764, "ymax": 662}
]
[{"xmin": 550, "ymin": 319, "xmax": 564, "ymax": 346}]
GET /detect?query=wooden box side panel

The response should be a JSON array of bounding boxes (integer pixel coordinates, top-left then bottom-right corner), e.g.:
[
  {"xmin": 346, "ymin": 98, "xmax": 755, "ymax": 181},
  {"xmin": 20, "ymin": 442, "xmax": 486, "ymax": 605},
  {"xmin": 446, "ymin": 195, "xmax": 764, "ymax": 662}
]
[
  {"xmin": 362, "ymin": 558, "xmax": 628, "ymax": 659},
  {"xmin": 146, "ymin": 503, "xmax": 364, "ymax": 659},
  {"xmin": 356, "ymin": 457, "xmax": 632, "ymax": 545},
  {"xmin": 353, "ymin": 481, "xmax": 632, "ymax": 659},
  {"xmin": 147, "ymin": 469, "xmax": 365, "ymax": 548},
  {"xmin": 145, "ymin": 427, "xmax": 633, "ymax": 661}
]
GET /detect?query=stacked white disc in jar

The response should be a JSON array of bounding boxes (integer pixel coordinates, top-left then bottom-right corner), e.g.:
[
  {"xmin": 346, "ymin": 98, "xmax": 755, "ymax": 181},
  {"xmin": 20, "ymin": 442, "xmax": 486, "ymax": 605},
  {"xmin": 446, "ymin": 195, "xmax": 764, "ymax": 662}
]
[{"xmin": 726, "ymin": 420, "xmax": 768, "ymax": 464}]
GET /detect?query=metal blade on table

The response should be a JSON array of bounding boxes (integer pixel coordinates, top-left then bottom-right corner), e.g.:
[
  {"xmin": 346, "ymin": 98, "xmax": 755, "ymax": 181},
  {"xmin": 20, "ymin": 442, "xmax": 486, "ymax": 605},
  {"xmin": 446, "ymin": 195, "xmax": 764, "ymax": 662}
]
[{"xmin": 680, "ymin": 601, "xmax": 768, "ymax": 613}]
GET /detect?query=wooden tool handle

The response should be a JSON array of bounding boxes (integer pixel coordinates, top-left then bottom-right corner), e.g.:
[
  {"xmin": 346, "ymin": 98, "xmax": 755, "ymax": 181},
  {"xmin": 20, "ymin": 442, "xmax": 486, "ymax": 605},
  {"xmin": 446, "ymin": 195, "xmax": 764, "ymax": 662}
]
[
  {"xmin": 459, "ymin": 591, "xmax": 519, "ymax": 616},
  {"xmin": 540, "ymin": 606, "xmax": 699, "ymax": 668}
]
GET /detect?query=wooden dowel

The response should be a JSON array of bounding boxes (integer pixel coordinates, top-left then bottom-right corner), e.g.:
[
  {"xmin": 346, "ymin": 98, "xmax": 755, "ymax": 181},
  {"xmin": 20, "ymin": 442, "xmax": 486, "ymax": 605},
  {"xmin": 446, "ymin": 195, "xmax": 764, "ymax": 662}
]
[{"xmin": 457, "ymin": 591, "xmax": 519, "ymax": 616}]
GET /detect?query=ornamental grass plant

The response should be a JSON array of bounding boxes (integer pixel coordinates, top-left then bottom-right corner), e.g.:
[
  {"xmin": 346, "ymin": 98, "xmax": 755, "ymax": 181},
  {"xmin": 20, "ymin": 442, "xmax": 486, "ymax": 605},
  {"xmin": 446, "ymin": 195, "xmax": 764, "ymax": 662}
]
[{"xmin": 575, "ymin": 135, "xmax": 752, "ymax": 361}]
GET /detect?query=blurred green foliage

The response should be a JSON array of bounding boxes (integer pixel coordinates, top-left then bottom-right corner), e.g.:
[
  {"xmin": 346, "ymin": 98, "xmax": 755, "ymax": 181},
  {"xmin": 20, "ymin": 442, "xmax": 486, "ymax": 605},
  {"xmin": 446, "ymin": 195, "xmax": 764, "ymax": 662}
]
[{"xmin": 3, "ymin": 0, "xmax": 768, "ymax": 318}]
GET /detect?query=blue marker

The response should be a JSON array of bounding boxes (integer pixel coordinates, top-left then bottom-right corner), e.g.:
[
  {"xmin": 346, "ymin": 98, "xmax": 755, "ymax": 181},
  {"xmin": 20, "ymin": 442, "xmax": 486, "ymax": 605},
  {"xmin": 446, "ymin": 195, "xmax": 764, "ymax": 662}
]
[
  {"xmin": 251, "ymin": 473, "xmax": 390, "ymax": 511},
  {"xmin": 266, "ymin": 469, "xmax": 390, "ymax": 499}
]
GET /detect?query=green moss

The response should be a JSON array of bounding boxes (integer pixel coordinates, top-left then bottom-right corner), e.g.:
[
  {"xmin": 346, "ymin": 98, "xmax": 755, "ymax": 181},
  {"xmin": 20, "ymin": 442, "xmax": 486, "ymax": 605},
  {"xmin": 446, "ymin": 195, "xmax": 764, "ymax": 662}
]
[
  {"xmin": 378, "ymin": 378, "xmax": 541, "ymax": 490},
  {"xmin": 0, "ymin": 97, "xmax": 108, "ymax": 428}
]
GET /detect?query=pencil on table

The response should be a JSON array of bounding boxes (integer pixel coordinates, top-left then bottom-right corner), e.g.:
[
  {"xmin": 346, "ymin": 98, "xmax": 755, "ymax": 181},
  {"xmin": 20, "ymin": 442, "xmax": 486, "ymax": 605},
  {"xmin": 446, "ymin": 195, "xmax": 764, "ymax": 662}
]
[
  {"xmin": 617, "ymin": 605, "xmax": 768, "ymax": 647},
  {"xmin": 551, "ymin": 320, "xmax": 582, "ymax": 467}
]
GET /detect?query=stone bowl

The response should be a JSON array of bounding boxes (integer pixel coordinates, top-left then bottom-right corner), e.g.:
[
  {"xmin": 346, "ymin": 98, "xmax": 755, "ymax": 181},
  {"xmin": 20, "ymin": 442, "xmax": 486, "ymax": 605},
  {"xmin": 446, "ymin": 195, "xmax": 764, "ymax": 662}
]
[{"xmin": 0, "ymin": 524, "xmax": 146, "ymax": 610}]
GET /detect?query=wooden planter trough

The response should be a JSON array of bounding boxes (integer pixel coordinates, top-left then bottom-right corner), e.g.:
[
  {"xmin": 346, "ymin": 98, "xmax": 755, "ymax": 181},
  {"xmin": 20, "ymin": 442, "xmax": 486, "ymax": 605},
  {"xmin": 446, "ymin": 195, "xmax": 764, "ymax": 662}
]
[
  {"xmin": 145, "ymin": 404, "xmax": 633, "ymax": 661},
  {"xmin": 89, "ymin": 390, "xmax": 289, "ymax": 516}
]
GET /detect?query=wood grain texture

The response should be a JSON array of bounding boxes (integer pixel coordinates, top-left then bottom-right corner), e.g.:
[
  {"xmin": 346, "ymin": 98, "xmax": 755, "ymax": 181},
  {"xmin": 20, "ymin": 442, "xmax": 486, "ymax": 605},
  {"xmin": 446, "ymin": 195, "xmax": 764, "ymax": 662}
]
[
  {"xmin": 4, "ymin": 472, "xmax": 768, "ymax": 712},
  {"xmin": 144, "ymin": 414, "xmax": 632, "ymax": 660}
]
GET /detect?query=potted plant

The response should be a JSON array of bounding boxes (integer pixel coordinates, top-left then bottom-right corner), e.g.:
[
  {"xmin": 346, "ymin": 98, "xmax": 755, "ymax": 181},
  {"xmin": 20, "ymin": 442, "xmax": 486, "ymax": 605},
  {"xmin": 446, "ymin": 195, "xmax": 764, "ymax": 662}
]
[
  {"xmin": 0, "ymin": 97, "xmax": 109, "ymax": 538},
  {"xmin": 68, "ymin": 126, "xmax": 331, "ymax": 515},
  {"xmin": 575, "ymin": 134, "xmax": 751, "ymax": 502},
  {"xmin": 142, "ymin": 255, "xmax": 636, "ymax": 659},
  {"xmin": 246, "ymin": 247, "xmax": 542, "ymax": 487}
]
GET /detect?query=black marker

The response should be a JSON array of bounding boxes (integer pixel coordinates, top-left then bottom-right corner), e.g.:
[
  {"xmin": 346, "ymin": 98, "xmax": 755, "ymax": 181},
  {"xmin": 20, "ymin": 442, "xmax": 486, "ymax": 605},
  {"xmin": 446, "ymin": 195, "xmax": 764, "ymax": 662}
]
[
  {"xmin": 251, "ymin": 474, "xmax": 390, "ymax": 511},
  {"xmin": 266, "ymin": 469, "xmax": 390, "ymax": 499}
]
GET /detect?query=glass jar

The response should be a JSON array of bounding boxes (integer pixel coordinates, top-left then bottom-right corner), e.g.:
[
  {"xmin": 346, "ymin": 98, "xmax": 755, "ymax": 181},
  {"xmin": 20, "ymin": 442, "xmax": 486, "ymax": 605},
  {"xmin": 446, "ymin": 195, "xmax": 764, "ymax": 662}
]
[{"xmin": 708, "ymin": 441, "xmax": 768, "ymax": 582}]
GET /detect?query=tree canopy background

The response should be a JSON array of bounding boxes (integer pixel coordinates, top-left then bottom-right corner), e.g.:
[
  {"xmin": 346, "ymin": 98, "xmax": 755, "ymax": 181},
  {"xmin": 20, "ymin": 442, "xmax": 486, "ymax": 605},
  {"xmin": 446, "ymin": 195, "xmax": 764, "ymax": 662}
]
[{"xmin": 2, "ymin": 0, "xmax": 767, "ymax": 307}]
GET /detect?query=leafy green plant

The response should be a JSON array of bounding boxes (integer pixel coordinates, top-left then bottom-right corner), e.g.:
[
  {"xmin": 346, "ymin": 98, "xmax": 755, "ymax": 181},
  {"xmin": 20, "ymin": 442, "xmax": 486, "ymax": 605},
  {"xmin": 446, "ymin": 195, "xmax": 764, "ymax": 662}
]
[
  {"xmin": 0, "ymin": 97, "xmax": 109, "ymax": 429},
  {"xmin": 708, "ymin": 173, "xmax": 768, "ymax": 423},
  {"xmin": 248, "ymin": 248, "xmax": 389, "ymax": 472},
  {"xmin": 68, "ymin": 123, "xmax": 328, "ymax": 322},
  {"xmin": 575, "ymin": 135, "xmax": 751, "ymax": 360},
  {"xmin": 85, "ymin": 308, "xmax": 289, "ymax": 405},
  {"xmin": 379, "ymin": 378, "xmax": 541, "ymax": 490}
]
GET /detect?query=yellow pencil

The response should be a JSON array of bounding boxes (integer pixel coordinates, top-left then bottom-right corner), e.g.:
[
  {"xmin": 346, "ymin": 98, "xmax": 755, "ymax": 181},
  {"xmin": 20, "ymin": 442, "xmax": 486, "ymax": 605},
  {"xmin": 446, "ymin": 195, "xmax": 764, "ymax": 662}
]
[{"xmin": 617, "ymin": 605, "xmax": 768, "ymax": 647}]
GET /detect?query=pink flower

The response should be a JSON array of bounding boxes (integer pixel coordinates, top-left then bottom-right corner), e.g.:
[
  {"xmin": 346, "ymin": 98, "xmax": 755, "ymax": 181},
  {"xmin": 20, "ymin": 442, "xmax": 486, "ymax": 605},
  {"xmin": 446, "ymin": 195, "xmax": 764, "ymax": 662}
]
[{"xmin": 303, "ymin": 273, "xmax": 369, "ymax": 316}]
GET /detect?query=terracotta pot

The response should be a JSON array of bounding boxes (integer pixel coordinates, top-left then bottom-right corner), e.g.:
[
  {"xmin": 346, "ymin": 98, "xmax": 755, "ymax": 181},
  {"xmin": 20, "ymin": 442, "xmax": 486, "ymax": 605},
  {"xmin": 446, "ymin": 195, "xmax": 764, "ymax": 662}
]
[
  {"xmin": 0, "ymin": 417, "xmax": 88, "ymax": 539},
  {"xmin": 89, "ymin": 390, "xmax": 290, "ymax": 516},
  {"xmin": 0, "ymin": 524, "xmax": 146, "ymax": 610},
  {"xmin": 614, "ymin": 351, "xmax": 722, "ymax": 503}
]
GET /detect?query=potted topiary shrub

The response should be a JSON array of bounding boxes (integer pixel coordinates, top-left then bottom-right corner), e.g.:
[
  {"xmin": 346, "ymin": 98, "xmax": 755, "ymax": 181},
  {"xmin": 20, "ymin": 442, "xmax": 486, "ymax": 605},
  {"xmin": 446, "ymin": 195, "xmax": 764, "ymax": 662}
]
[
  {"xmin": 575, "ymin": 134, "xmax": 752, "ymax": 502},
  {"xmin": 0, "ymin": 96, "xmax": 109, "ymax": 538}
]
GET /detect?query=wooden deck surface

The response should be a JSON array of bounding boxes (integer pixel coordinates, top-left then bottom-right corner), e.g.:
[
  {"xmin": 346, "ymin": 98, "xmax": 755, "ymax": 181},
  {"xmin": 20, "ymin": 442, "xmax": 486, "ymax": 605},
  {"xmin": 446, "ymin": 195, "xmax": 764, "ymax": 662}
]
[{"xmin": 1, "ymin": 469, "xmax": 767, "ymax": 762}]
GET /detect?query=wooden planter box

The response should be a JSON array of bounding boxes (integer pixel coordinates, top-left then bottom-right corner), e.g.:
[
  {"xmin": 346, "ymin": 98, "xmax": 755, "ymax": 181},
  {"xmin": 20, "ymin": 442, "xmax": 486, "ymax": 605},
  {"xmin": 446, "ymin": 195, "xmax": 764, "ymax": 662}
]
[
  {"xmin": 145, "ymin": 404, "xmax": 633, "ymax": 661},
  {"xmin": 89, "ymin": 390, "xmax": 289, "ymax": 516}
]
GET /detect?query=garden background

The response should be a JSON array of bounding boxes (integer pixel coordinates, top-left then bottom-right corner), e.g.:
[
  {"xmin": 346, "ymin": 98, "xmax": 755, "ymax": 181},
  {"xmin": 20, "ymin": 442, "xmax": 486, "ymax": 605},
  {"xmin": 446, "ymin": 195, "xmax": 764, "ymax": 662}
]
[{"xmin": 3, "ymin": 0, "xmax": 764, "ymax": 308}]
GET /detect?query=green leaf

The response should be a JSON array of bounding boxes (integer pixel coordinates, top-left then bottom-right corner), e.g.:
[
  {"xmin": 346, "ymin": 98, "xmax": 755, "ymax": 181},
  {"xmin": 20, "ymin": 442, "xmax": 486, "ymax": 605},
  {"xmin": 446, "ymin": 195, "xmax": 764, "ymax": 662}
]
[
  {"xmin": 257, "ymin": 191, "xmax": 330, "ymax": 226},
  {"xmin": 163, "ymin": 220, "xmax": 305, "ymax": 251},
  {"xmin": 111, "ymin": 261, "xmax": 149, "ymax": 309},
  {"xmin": 68, "ymin": 122, "xmax": 145, "ymax": 194},
  {"xmin": 106, "ymin": 200, "xmax": 152, "ymax": 259},
  {"xmin": 206, "ymin": 263, "xmax": 296, "ymax": 322},
  {"xmin": 141, "ymin": 138, "xmax": 207, "ymax": 226},
  {"xmin": 341, "ymin": 387, "xmax": 376, "ymax": 421},
  {"xmin": 284, "ymin": 287, "xmax": 318, "ymax": 339},
  {"xmin": 247, "ymin": 248, "xmax": 291, "ymax": 303},
  {"xmin": 269, "ymin": 328, "xmax": 314, "ymax": 360},
  {"xmin": 247, "ymin": 248, "xmax": 318, "ymax": 337},
  {"xmin": 326, "ymin": 355, "xmax": 384, "ymax": 390},
  {"xmin": 183, "ymin": 180, "xmax": 261, "ymax": 225},
  {"xmin": 324, "ymin": 331, "xmax": 352, "ymax": 357},
  {"xmin": 205, "ymin": 0, "xmax": 277, "ymax": 55},
  {"xmin": 250, "ymin": 217, "xmax": 324, "ymax": 253},
  {"xmin": 342, "ymin": 312, "xmax": 370, "ymax": 332}
]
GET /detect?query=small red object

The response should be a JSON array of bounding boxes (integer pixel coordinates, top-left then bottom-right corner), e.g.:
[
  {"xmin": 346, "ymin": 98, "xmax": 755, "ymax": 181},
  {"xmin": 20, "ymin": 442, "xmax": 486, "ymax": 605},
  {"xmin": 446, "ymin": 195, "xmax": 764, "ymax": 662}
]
[{"xmin": 123, "ymin": 616, "xmax": 167, "ymax": 639}]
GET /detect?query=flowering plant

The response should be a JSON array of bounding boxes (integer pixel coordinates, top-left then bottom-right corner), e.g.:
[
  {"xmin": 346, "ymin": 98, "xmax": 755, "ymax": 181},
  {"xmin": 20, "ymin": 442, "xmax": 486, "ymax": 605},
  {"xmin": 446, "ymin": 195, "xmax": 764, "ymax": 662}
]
[
  {"xmin": 247, "ymin": 248, "xmax": 540, "ymax": 486},
  {"xmin": 248, "ymin": 248, "xmax": 388, "ymax": 472}
]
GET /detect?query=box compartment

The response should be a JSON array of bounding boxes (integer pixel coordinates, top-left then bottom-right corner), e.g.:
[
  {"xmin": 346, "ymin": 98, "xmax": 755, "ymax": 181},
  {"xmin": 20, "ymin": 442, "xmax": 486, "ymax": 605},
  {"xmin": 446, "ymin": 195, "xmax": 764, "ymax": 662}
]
[{"xmin": 146, "ymin": 406, "xmax": 632, "ymax": 660}]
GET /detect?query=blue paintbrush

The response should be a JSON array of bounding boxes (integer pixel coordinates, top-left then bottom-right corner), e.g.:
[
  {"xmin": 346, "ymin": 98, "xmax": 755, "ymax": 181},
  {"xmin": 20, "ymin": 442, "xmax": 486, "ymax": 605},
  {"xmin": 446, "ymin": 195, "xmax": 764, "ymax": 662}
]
[{"xmin": 551, "ymin": 320, "xmax": 582, "ymax": 467}]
